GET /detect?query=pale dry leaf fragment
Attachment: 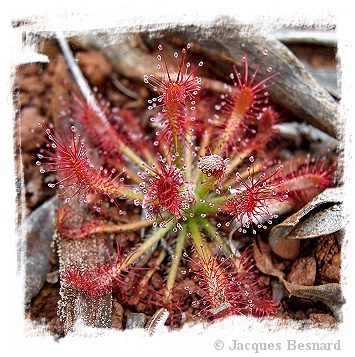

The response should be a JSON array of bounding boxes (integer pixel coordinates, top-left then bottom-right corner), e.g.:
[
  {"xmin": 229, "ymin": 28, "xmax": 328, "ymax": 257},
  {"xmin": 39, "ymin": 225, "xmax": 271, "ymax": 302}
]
[
  {"xmin": 268, "ymin": 187, "xmax": 344, "ymax": 259},
  {"xmin": 286, "ymin": 186, "xmax": 344, "ymax": 228},
  {"xmin": 145, "ymin": 308, "xmax": 169, "ymax": 336},
  {"xmin": 288, "ymin": 203, "xmax": 344, "ymax": 239},
  {"xmin": 282, "ymin": 279, "xmax": 344, "ymax": 321}
]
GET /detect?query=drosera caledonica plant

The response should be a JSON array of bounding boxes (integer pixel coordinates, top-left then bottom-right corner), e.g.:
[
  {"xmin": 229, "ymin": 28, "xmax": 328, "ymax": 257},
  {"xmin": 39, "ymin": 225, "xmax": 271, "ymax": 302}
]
[{"xmin": 36, "ymin": 42, "xmax": 337, "ymax": 330}]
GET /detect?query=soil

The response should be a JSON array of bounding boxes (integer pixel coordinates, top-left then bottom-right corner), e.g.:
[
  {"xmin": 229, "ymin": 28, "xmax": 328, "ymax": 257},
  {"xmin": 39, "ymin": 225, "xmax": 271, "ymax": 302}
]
[{"xmin": 14, "ymin": 32, "xmax": 342, "ymax": 339}]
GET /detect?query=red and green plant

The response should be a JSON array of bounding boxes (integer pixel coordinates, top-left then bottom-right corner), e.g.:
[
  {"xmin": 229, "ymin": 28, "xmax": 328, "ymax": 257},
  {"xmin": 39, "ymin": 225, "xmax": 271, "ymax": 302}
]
[{"xmin": 36, "ymin": 43, "xmax": 337, "ymax": 330}]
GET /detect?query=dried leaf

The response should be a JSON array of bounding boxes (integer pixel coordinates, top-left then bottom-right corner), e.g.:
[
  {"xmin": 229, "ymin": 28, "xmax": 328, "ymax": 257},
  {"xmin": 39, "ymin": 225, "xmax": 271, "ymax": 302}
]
[
  {"xmin": 287, "ymin": 257, "xmax": 316, "ymax": 286},
  {"xmin": 145, "ymin": 308, "xmax": 169, "ymax": 336},
  {"xmin": 282, "ymin": 279, "xmax": 344, "ymax": 321},
  {"xmin": 288, "ymin": 203, "xmax": 344, "ymax": 239},
  {"xmin": 253, "ymin": 240, "xmax": 285, "ymax": 280},
  {"xmin": 268, "ymin": 187, "xmax": 344, "ymax": 259},
  {"xmin": 288, "ymin": 186, "xmax": 343, "ymax": 225}
]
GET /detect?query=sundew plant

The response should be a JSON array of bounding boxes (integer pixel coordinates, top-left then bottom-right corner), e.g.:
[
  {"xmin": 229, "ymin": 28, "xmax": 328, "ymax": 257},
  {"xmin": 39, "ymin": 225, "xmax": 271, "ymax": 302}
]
[{"xmin": 35, "ymin": 42, "xmax": 337, "ymax": 331}]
